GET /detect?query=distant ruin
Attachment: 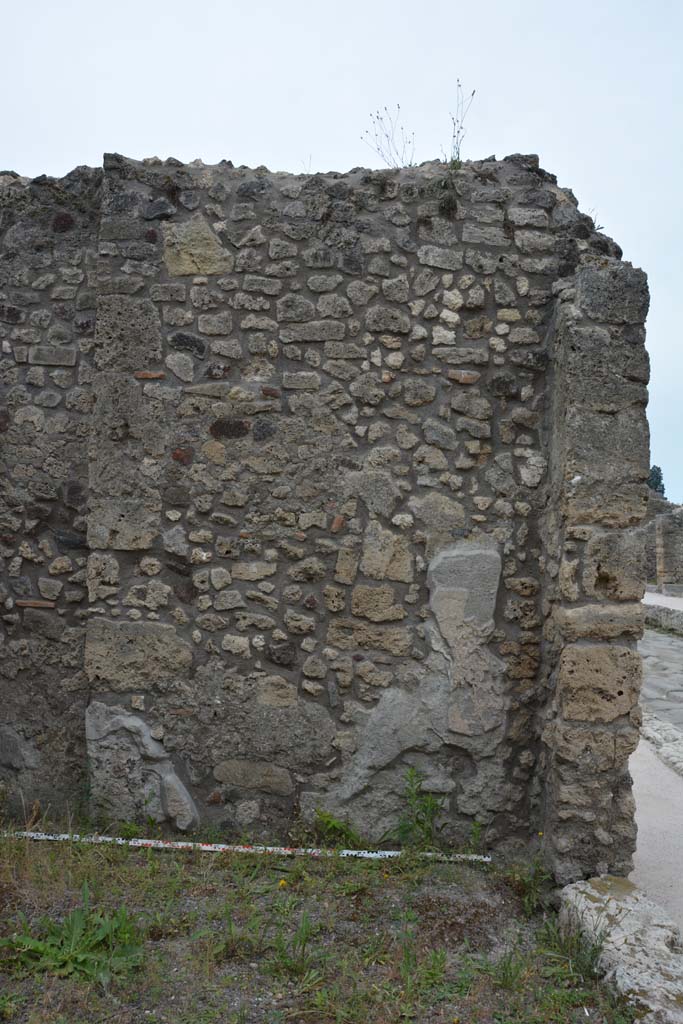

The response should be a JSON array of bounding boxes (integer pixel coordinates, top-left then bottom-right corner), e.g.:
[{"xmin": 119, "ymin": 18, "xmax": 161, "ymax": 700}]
[
  {"xmin": 0, "ymin": 152, "xmax": 650, "ymax": 881},
  {"xmin": 655, "ymin": 508, "xmax": 683, "ymax": 596}
]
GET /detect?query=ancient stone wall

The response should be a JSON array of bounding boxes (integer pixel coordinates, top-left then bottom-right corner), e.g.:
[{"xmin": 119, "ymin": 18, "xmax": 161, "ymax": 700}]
[
  {"xmin": 0, "ymin": 153, "xmax": 650, "ymax": 879},
  {"xmin": 655, "ymin": 509, "xmax": 683, "ymax": 594},
  {"xmin": 0, "ymin": 166, "xmax": 101, "ymax": 811},
  {"xmin": 639, "ymin": 488, "xmax": 675, "ymax": 584},
  {"xmin": 539, "ymin": 262, "xmax": 650, "ymax": 881}
]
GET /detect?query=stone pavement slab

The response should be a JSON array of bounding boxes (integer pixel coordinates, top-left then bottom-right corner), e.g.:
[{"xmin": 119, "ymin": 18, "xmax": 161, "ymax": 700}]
[
  {"xmin": 560, "ymin": 875, "xmax": 683, "ymax": 1024},
  {"xmin": 639, "ymin": 629, "xmax": 683, "ymax": 728},
  {"xmin": 629, "ymin": 630, "xmax": 683, "ymax": 937},
  {"xmin": 644, "ymin": 590, "xmax": 683, "ymax": 611},
  {"xmin": 631, "ymin": 739, "xmax": 683, "ymax": 935}
]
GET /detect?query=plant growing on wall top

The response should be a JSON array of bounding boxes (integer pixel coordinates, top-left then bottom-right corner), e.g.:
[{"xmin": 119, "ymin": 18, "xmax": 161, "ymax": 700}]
[
  {"xmin": 362, "ymin": 84, "xmax": 476, "ymax": 171},
  {"xmin": 361, "ymin": 104, "xmax": 416, "ymax": 169},
  {"xmin": 442, "ymin": 79, "xmax": 476, "ymax": 169}
]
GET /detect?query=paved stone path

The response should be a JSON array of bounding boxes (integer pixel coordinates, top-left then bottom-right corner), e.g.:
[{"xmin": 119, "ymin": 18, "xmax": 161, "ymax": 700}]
[
  {"xmin": 631, "ymin": 741, "xmax": 683, "ymax": 933},
  {"xmin": 643, "ymin": 590, "xmax": 683, "ymax": 612},
  {"xmin": 630, "ymin": 620, "xmax": 683, "ymax": 933},
  {"xmin": 639, "ymin": 629, "xmax": 683, "ymax": 728}
]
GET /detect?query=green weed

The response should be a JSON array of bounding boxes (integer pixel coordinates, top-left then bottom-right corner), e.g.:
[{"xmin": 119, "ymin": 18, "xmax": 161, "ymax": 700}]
[
  {"xmin": 452, "ymin": 954, "xmax": 478, "ymax": 996},
  {"xmin": 145, "ymin": 901, "xmax": 197, "ymax": 941},
  {"xmin": 505, "ymin": 857, "xmax": 552, "ymax": 916},
  {"xmin": 396, "ymin": 913, "xmax": 452, "ymax": 1004},
  {"xmin": 466, "ymin": 818, "xmax": 485, "ymax": 855},
  {"xmin": 358, "ymin": 932, "xmax": 391, "ymax": 966},
  {"xmin": 117, "ymin": 820, "xmax": 144, "ymax": 840},
  {"xmin": 193, "ymin": 905, "xmax": 270, "ymax": 965},
  {"xmin": 313, "ymin": 808, "xmax": 364, "ymax": 850},
  {"xmin": 384, "ymin": 767, "xmax": 445, "ymax": 851},
  {"xmin": 0, "ymin": 836, "xmax": 637, "ymax": 1024},
  {"xmin": 308, "ymin": 977, "xmax": 396, "ymax": 1023},
  {"xmin": 483, "ymin": 946, "xmax": 530, "ymax": 990},
  {"xmin": 538, "ymin": 914, "xmax": 604, "ymax": 983},
  {"xmin": 271, "ymin": 909, "xmax": 321, "ymax": 978},
  {"xmin": 0, "ymin": 993, "xmax": 25, "ymax": 1021},
  {"xmin": 0, "ymin": 880, "xmax": 143, "ymax": 987}
]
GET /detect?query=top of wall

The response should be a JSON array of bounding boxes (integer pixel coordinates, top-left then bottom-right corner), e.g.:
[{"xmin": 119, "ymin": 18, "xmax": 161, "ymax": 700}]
[{"xmin": 0, "ymin": 152, "xmax": 620, "ymax": 265}]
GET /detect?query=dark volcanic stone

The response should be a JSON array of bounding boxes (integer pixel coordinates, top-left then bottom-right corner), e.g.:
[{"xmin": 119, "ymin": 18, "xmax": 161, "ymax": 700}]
[
  {"xmin": 252, "ymin": 418, "xmax": 276, "ymax": 441},
  {"xmin": 237, "ymin": 179, "xmax": 269, "ymax": 199},
  {"xmin": 11, "ymin": 576, "xmax": 33, "ymax": 597},
  {"xmin": 74, "ymin": 311, "xmax": 96, "ymax": 334},
  {"xmin": 52, "ymin": 528, "xmax": 87, "ymax": 549},
  {"xmin": 509, "ymin": 350, "xmax": 548, "ymax": 372},
  {"xmin": 210, "ymin": 418, "xmax": 250, "ymax": 439},
  {"xmin": 25, "ymin": 503, "xmax": 51, "ymax": 521},
  {"xmin": 143, "ymin": 197, "xmax": 177, "ymax": 220},
  {"xmin": 207, "ymin": 362, "xmax": 230, "ymax": 379},
  {"xmin": 52, "ymin": 212, "xmax": 75, "ymax": 233},
  {"xmin": 163, "ymin": 485, "xmax": 191, "ymax": 506},
  {"xmin": 0, "ymin": 304, "xmax": 23, "ymax": 324},
  {"xmin": 490, "ymin": 373, "xmax": 519, "ymax": 399},
  {"xmin": 64, "ymin": 480, "xmax": 86, "ymax": 511},
  {"xmin": 169, "ymin": 331, "xmax": 207, "ymax": 358},
  {"xmin": 172, "ymin": 581, "xmax": 195, "ymax": 603},
  {"xmin": 166, "ymin": 560, "xmax": 192, "ymax": 578},
  {"xmin": 266, "ymin": 640, "xmax": 296, "ymax": 667}
]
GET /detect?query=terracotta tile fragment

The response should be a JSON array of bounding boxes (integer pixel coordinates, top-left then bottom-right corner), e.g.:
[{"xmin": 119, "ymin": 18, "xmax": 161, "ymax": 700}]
[
  {"xmin": 448, "ymin": 369, "xmax": 481, "ymax": 384},
  {"xmin": 171, "ymin": 447, "xmax": 193, "ymax": 465}
]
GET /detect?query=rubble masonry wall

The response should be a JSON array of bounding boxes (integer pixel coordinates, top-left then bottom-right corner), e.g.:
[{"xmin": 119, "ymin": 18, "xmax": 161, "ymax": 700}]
[{"xmin": 0, "ymin": 153, "xmax": 650, "ymax": 880}]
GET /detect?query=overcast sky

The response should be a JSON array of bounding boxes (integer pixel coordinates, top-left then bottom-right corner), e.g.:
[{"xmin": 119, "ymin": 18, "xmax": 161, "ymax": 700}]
[{"xmin": 3, "ymin": 0, "xmax": 681, "ymax": 500}]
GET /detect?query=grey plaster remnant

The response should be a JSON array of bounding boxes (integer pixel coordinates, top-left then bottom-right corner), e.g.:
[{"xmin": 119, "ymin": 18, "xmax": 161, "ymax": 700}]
[
  {"xmin": 299, "ymin": 672, "xmax": 454, "ymax": 842},
  {"xmin": 427, "ymin": 540, "xmax": 508, "ymax": 738},
  {"xmin": 85, "ymin": 701, "xmax": 199, "ymax": 830},
  {"xmin": 0, "ymin": 727, "xmax": 39, "ymax": 771},
  {"xmin": 304, "ymin": 542, "xmax": 508, "ymax": 837},
  {"xmin": 428, "ymin": 538, "xmax": 501, "ymax": 635},
  {"xmin": 559, "ymin": 877, "xmax": 683, "ymax": 1024},
  {"xmin": 213, "ymin": 759, "xmax": 294, "ymax": 796}
]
